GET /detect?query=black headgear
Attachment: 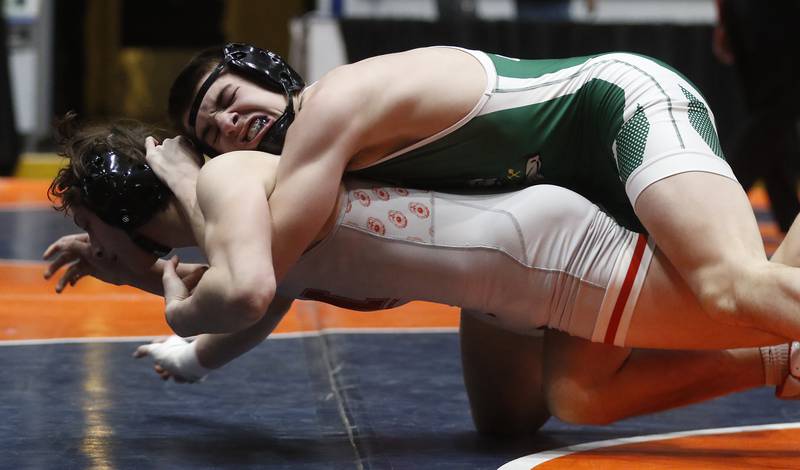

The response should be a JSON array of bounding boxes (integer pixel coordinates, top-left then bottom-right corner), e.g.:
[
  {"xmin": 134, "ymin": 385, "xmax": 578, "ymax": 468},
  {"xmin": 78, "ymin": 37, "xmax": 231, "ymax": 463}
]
[
  {"xmin": 188, "ymin": 43, "xmax": 305, "ymax": 156},
  {"xmin": 78, "ymin": 151, "xmax": 173, "ymax": 256}
]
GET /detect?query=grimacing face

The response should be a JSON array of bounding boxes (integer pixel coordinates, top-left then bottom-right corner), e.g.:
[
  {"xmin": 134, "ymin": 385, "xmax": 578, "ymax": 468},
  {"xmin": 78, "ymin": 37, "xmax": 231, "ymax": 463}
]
[
  {"xmin": 186, "ymin": 70, "xmax": 288, "ymax": 154},
  {"xmin": 71, "ymin": 206, "xmax": 161, "ymax": 273}
]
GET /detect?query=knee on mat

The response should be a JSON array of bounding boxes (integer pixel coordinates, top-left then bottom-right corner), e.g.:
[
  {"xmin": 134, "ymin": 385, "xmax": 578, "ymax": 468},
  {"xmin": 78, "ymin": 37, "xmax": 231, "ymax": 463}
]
[{"xmin": 544, "ymin": 378, "xmax": 618, "ymax": 426}]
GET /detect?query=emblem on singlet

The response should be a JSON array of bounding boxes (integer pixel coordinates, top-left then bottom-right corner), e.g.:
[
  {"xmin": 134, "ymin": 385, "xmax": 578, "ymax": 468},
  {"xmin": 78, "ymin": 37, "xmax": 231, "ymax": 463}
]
[
  {"xmin": 507, "ymin": 169, "xmax": 522, "ymax": 180},
  {"xmin": 388, "ymin": 210, "xmax": 408, "ymax": 228},
  {"xmin": 525, "ymin": 154, "xmax": 544, "ymax": 182},
  {"xmin": 367, "ymin": 217, "xmax": 385, "ymax": 235},
  {"xmin": 372, "ymin": 187, "xmax": 391, "ymax": 201},
  {"xmin": 354, "ymin": 190, "xmax": 371, "ymax": 206},
  {"xmin": 465, "ymin": 153, "xmax": 544, "ymax": 188}
]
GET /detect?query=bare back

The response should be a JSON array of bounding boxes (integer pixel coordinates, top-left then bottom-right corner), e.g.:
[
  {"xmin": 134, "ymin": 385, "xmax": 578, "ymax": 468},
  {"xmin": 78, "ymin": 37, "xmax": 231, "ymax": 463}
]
[{"xmin": 299, "ymin": 47, "xmax": 487, "ymax": 169}]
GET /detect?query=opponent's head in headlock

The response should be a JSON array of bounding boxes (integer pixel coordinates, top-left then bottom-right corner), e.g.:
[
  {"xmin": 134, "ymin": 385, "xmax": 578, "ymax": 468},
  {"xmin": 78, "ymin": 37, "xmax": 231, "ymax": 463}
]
[
  {"xmin": 169, "ymin": 43, "xmax": 305, "ymax": 157},
  {"xmin": 49, "ymin": 113, "xmax": 179, "ymax": 271}
]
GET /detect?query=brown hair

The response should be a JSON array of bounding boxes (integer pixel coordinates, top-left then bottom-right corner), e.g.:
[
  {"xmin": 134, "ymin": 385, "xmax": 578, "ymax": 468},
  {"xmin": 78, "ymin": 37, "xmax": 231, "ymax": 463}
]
[
  {"xmin": 48, "ymin": 112, "xmax": 170, "ymax": 214},
  {"xmin": 167, "ymin": 46, "xmax": 224, "ymax": 136}
]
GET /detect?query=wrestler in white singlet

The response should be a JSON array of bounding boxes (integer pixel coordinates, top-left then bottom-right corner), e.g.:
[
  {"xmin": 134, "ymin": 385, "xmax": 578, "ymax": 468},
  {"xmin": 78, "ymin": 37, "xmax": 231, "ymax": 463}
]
[{"xmin": 279, "ymin": 180, "xmax": 654, "ymax": 345}]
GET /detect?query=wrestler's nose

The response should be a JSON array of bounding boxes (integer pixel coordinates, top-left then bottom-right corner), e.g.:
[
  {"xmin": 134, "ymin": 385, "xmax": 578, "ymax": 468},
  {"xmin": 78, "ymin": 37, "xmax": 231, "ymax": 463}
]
[{"xmin": 218, "ymin": 112, "xmax": 240, "ymax": 137}]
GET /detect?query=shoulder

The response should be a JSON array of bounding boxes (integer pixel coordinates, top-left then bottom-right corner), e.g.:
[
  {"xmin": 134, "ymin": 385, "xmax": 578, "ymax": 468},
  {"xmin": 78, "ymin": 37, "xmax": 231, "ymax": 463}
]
[
  {"xmin": 292, "ymin": 51, "xmax": 424, "ymax": 148},
  {"xmin": 301, "ymin": 65, "xmax": 372, "ymax": 124},
  {"xmin": 301, "ymin": 48, "xmax": 447, "ymax": 120},
  {"xmin": 196, "ymin": 151, "xmax": 279, "ymax": 205},
  {"xmin": 281, "ymin": 70, "xmax": 373, "ymax": 164},
  {"xmin": 199, "ymin": 151, "xmax": 278, "ymax": 175}
]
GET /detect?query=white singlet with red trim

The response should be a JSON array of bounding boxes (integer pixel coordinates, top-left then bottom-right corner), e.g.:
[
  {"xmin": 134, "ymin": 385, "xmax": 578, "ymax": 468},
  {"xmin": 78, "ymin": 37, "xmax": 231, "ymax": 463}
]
[{"xmin": 278, "ymin": 180, "xmax": 654, "ymax": 344}]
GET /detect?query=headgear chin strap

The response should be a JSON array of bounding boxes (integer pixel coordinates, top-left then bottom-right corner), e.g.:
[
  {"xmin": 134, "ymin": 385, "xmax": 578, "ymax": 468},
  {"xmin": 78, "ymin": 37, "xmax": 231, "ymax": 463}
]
[
  {"xmin": 188, "ymin": 43, "xmax": 305, "ymax": 156},
  {"xmin": 78, "ymin": 151, "xmax": 173, "ymax": 256}
]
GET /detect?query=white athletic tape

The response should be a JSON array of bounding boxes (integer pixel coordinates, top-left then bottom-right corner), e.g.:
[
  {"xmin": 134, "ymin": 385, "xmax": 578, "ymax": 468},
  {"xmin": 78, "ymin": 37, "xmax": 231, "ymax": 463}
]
[{"xmin": 138, "ymin": 335, "xmax": 210, "ymax": 382}]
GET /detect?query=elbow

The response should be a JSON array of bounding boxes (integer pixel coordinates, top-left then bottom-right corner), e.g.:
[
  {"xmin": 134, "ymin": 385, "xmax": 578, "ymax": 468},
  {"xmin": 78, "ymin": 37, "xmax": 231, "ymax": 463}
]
[
  {"xmin": 228, "ymin": 277, "xmax": 276, "ymax": 328},
  {"xmin": 165, "ymin": 309, "xmax": 195, "ymax": 337}
]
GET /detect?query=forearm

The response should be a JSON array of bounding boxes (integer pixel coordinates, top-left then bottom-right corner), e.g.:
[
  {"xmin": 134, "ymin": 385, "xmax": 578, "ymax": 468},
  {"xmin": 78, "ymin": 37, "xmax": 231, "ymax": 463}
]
[
  {"xmin": 166, "ymin": 266, "xmax": 273, "ymax": 336},
  {"xmin": 165, "ymin": 178, "xmax": 206, "ymax": 245},
  {"xmin": 145, "ymin": 136, "xmax": 206, "ymax": 241},
  {"xmin": 193, "ymin": 296, "xmax": 293, "ymax": 369}
]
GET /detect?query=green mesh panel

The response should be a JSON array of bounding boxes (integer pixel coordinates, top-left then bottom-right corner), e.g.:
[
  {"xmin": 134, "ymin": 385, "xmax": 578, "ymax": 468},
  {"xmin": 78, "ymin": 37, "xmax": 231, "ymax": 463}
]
[
  {"xmin": 615, "ymin": 105, "xmax": 650, "ymax": 182},
  {"xmin": 680, "ymin": 85, "xmax": 724, "ymax": 159}
]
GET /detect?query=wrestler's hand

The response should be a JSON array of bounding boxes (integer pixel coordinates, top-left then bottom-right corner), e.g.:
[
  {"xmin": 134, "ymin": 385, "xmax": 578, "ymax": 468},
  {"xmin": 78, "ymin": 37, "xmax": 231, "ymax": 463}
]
[
  {"xmin": 145, "ymin": 135, "xmax": 203, "ymax": 196},
  {"xmin": 163, "ymin": 255, "xmax": 190, "ymax": 308},
  {"xmin": 43, "ymin": 233, "xmax": 132, "ymax": 292},
  {"xmin": 145, "ymin": 135, "xmax": 206, "ymax": 237},
  {"xmin": 133, "ymin": 335, "xmax": 210, "ymax": 383}
]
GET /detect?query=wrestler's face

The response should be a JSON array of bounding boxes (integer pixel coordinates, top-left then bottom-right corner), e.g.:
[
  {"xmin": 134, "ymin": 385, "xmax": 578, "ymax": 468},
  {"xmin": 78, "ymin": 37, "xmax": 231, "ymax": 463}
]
[
  {"xmin": 187, "ymin": 71, "xmax": 287, "ymax": 155},
  {"xmin": 72, "ymin": 206, "xmax": 161, "ymax": 274}
]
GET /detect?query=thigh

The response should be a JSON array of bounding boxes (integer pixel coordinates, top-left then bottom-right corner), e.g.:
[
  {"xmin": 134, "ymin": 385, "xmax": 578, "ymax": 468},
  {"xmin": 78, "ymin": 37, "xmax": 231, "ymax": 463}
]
[
  {"xmin": 634, "ymin": 171, "xmax": 765, "ymax": 282},
  {"xmin": 605, "ymin": 56, "xmax": 765, "ymax": 270},
  {"xmin": 459, "ymin": 310, "xmax": 549, "ymax": 435}
]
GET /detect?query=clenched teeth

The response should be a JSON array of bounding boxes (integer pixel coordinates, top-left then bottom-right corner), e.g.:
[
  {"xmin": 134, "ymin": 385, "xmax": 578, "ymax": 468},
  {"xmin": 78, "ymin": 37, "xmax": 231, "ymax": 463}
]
[{"xmin": 246, "ymin": 117, "xmax": 268, "ymax": 142}]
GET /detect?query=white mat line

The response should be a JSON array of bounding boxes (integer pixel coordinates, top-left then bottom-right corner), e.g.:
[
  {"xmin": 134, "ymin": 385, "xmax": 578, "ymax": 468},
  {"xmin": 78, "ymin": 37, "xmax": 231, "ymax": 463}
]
[
  {"xmin": 0, "ymin": 327, "xmax": 459, "ymax": 347},
  {"xmin": 499, "ymin": 421, "xmax": 800, "ymax": 469}
]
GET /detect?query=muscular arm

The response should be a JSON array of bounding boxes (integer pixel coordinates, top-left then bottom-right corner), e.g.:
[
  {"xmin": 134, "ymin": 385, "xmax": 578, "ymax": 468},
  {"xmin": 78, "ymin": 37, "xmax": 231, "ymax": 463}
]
[
  {"xmin": 136, "ymin": 294, "xmax": 294, "ymax": 380},
  {"xmin": 165, "ymin": 156, "xmax": 276, "ymax": 336},
  {"xmin": 267, "ymin": 83, "xmax": 368, "ymax": 282},
  {"xmin": 144, "ymin": 136, "xmax": 206, "ymax": 242},
  {"xmin": 268, "ymin": 155, "xmax": 349, "ymax": 282},
  {"xmin": 194, "ymin": 295, "xmax": 294, "ymax": 369}
]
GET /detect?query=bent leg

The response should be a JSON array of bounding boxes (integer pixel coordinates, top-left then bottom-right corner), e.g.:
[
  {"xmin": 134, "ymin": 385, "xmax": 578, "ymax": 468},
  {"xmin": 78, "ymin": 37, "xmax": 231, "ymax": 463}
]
[
  {"xmin": 543, "ymin": 330, "xmax": 764, "ymax": 425},
  {"xmin": 635, "ymin": 171, "xmax": 800, "ymax": 339},
  {"xmin": 459, "ymin": 310, "xmax": 550, "ymax": 435},
  {"xmin": 623, "ymin": 243, "xmax": 786, "ymax": 349}
]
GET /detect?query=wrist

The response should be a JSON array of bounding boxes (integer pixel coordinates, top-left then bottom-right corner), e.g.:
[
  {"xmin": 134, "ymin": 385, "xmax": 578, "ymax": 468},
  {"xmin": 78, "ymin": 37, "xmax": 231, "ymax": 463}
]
[{"xmin": 180, "ymin": 341, "xmax": 212, "ymax": 380}]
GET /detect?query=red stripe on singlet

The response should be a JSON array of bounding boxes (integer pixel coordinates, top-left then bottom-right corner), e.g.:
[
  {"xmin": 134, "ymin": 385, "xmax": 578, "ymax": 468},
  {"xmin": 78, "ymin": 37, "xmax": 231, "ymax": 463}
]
[{"xmin": 604, "ymin": 234, "xmax": 648, "ymax": 344}]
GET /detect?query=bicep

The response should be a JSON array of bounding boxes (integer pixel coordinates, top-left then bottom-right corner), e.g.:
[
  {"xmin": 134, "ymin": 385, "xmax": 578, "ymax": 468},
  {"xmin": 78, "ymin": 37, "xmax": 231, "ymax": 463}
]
[
  {"xmin": 197, "ymin": 168, "xmax": 274, "ymax": 291},
  {"xmin": 268, "ymin": 151, "xmax": 348, "ymax": 280},
  {"xmin": 265, "ymin": 82, "xmax": 367, "ymax": 280}
]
